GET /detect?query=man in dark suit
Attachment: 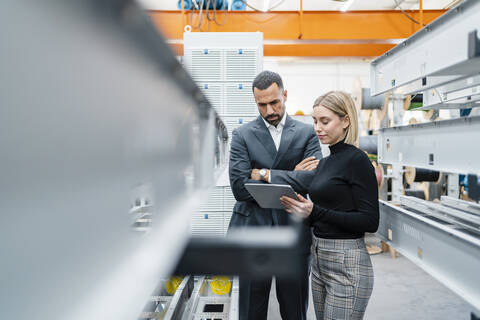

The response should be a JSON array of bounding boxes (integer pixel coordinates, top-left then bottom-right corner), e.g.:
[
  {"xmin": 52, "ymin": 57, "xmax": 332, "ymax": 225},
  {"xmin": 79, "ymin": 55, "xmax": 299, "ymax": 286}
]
[{"xmin": 228, "ymin": 70, "xmax": 322, "ymax": 320}]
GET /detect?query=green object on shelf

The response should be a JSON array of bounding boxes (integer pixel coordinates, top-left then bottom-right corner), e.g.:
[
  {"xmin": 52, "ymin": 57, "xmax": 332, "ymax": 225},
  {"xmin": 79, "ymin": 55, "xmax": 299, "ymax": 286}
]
[{"xmin": 409, "ymin": 102, "xmax": 423, "ymax": 110}]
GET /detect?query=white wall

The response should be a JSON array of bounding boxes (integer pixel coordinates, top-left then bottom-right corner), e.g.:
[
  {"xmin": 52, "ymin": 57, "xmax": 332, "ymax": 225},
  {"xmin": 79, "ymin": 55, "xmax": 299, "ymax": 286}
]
[
  {"xmin": 263, "ymin": 57, "xmax": 371, "ymax": 115},
  {"xmin": 267, "ymin": 57, "xmax": 373, "ymax": 157}
]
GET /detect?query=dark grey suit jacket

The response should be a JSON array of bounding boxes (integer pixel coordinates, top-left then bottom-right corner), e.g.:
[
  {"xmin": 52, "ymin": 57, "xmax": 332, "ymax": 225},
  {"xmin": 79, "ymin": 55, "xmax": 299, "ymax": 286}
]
[{"xmin": 228, "ymin": 115, "xmax": 322, "ymax": 238}]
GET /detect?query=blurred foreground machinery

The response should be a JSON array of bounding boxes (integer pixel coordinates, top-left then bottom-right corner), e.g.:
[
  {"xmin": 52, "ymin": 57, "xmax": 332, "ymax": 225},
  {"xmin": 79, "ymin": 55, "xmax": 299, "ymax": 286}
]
[{"xmin": 0, "ymin": 1, "xmax": 305, "ymax": 319}]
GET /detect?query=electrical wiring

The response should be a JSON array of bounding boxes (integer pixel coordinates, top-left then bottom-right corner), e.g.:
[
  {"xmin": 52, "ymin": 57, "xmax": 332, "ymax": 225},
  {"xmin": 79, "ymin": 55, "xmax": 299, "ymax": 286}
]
[
  {"xmin": 191, "ymin": 0, "xmax": 200, "ymax": 9},
  {"xmin": 189, "ymin": 0, "xmax": 227, "ymax": 29},
  {"xmin": 189, "ymin": 0, "xmax": 205, "ymax": 30},
  {"xmin": 392, "ymin": 0, "xmax": 424, "ymax": 25},
  {"xmin": 206, "ymin": 0, "xmax": 228, "ymax": 26},
  {"xmin": 191, "ymin": 0, "xmax": 292, "ymax": 29},
  {"xmin": 206, "ymin": 0, "xmax": 213, "ymax": 21},
  {"xmin": 212, "ymin": 1, "xmax": 228, "ymax": 26}
]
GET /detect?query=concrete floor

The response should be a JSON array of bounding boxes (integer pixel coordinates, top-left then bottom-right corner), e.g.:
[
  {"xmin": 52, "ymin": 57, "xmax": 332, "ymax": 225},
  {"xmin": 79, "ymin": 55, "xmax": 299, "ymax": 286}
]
[{"xmin": 266, "ymin": 235, "xmax": 473, "ymax": 320}]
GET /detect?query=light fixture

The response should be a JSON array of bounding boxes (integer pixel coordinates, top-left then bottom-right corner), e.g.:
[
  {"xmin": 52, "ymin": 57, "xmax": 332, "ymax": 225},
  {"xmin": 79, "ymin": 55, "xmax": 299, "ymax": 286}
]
[{"xmin": 340, "ymin": 0, "xmax": 355, "ymax": 12}]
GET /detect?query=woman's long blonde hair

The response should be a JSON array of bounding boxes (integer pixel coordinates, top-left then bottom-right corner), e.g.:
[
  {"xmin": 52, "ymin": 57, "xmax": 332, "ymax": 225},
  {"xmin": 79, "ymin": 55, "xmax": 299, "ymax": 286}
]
[{"xmin": 313, "ymin": 91, "xmax": 358, "ymax": 146}]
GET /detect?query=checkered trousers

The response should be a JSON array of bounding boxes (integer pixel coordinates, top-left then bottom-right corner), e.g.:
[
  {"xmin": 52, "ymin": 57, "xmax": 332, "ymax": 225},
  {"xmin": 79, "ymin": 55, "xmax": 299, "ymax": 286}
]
[{"xmin": 311, "ymin": 236, "xmax": 374, "ymax": 320}]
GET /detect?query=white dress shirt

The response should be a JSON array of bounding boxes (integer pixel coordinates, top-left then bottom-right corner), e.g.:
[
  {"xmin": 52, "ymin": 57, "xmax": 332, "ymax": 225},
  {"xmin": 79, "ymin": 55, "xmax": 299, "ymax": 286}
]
[
  {"xmin": 262, "ymin": 114, "xmax": 286, "ymax": 182},
  {"xmin": 262, "ymin": 114, "xmax": 286, "ymax": 151}
]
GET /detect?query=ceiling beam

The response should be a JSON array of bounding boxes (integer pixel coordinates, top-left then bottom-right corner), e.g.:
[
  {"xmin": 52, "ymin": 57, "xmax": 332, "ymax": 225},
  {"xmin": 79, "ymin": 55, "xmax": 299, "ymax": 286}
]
[{"xmin": 149, "ymin": 10, "xmax": 446, "ymax": 57}]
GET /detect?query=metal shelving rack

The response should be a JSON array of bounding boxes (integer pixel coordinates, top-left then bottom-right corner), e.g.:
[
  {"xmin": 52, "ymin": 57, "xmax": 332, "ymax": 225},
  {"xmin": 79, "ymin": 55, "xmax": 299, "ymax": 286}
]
[
  {"xmin": 370, "ymin": 0, "xmax": 480, "ymax": 316},
  {"xmin": 140, "ymin": 276, "xmax": 239, "ymax": 320}
]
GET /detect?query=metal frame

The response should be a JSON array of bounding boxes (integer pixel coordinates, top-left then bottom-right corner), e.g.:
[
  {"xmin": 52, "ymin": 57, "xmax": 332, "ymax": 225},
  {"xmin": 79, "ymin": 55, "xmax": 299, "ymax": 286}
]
[
  {"xmin": 371, "ymin": 0, "xmax": 480, "ymax": 315},
  {"xmin": 370, "ymin": 0, "xmax": 480, "ymax": 96},
  {"xmin": 164, "ymin": 276, "xmax": 195, "ymax": 320},
  {"xmin": 181, "ymin": 276, "xmax": 239, "ymax": 320},
  {"xmin": 139, "ymin": 276, "xmax": 195, "ymax": 320},
  {"xmin": 400, "ymin": 196, "xmax": 480, "ymax": 234},
  {"xmin": 441, "ymin": 196, "xmax": 480, "ymax": 216},
  {"xmin": 420, "ymin": 76, "xmax": 480, "ymax": 110},
  {"xmin": 377, "ymin": 199, "xmax": 480, "ymax": 312},
  {"xmin": 149, "ymin": 10, "xmax": 446, "ymax": 57},
  {"xmin": 378, "ymin": 116, "xmax": 480, "ymax": 176}
]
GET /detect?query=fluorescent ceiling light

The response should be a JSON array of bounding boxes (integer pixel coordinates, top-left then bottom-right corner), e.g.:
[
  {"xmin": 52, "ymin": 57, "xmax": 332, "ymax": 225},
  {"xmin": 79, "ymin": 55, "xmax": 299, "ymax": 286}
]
[{"xmin": 340, "ymin": 0, "xmax": 355, "ymax": 12}]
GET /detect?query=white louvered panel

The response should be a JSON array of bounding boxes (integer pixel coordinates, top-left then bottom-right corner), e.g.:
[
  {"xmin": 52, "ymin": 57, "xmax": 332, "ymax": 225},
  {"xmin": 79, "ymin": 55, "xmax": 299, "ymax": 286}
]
[
  {"xmin": 224, "ymin": 211, "xmax": 233, "ymax": 234},
  {"xmin": 199, "ymin": 187, "xmax": 224, "ymax": 211},
  {"xmin": 190, "ymin": 49, "xmax": 222, "ymax": 81},
  {"xmin": 223, "ymin": 187, "xmax": 236, "ymax": 212},
  {"xmin": 225, "ymin": 49, "xmax": 257, "ymax": 81},
  {"xmin": 191, "ymin": 212, "xmax": 225, "ymax": 237},
  {"xmin": 191, "ymin": 213, "xmax": 224, "ymax": 227},
  {"xmin": 199, "ymin": 83, "xmax": 223, "ymax": 115},
  {"xmin": 224, "ymin": 83, "xmax": 257, "ymax": 116},
  {"xmin": 191, "ymin": 229, "xmax": 225, "ymax": 237},
  {"xmin": 223, "ymin": 116, "xmax": 257, "ymax": 139}
]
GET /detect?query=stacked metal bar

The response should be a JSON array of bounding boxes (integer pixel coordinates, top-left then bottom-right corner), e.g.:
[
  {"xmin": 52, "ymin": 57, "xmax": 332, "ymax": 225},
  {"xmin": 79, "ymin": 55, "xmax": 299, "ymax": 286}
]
[{"xmin": 370, "ymin": 0, "xmax": 480, "ymax": 314}]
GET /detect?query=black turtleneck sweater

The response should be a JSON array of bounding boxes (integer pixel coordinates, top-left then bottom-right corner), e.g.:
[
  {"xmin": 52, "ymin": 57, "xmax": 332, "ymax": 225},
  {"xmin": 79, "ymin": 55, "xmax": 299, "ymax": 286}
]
[
  {"xmin": 308, "ymin": 141, "xmax": 379, "ymax": 239},
  {"xmin": 271, "ymin": 141, "xmax": 379, "ymax": 239}
]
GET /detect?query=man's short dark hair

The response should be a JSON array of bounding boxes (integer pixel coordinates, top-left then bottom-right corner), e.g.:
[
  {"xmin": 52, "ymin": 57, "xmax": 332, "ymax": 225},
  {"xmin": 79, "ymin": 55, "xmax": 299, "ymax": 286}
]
[{"xmin": 252, "ymin": 70, "xmax": 284, "ymax": 92}]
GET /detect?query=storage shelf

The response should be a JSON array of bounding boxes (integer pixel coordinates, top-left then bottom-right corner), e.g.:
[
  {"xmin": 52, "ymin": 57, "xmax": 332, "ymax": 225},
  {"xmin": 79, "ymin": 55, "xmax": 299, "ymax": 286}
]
[
  {"xmin": 378, "ymin": 116, "xmax": 480, "ymax": 175},
  {"xmin": 370, "ymin": 0, "xmax": 480, "ymax": 98},
  {"xmin": 377, "ymin": 199, "xmax": 480, "ymax": 311}
]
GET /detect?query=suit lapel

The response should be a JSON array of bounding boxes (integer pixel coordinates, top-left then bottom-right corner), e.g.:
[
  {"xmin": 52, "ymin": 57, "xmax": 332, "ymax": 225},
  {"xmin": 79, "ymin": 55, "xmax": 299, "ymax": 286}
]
[
  {"xmin": 252, "ymin": 116, "xmax": 277, "ymax": 160},
  {"xmin": 272, "ymin": 115, "xmax": 296, "ymax": 168}
]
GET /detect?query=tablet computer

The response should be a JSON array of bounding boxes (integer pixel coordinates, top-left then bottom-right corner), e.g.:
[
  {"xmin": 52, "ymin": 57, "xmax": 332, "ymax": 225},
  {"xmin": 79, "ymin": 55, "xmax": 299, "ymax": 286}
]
[{"xmin": 244, "ymin": 183, "xmax": 299, "ymax": 209}]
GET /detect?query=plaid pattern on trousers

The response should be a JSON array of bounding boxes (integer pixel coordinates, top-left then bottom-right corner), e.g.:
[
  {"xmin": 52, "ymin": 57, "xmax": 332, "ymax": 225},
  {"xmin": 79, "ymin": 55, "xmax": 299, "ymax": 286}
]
[{"xmin": 311, "ymin": 235, "xmax": 374, "ymax": 320}]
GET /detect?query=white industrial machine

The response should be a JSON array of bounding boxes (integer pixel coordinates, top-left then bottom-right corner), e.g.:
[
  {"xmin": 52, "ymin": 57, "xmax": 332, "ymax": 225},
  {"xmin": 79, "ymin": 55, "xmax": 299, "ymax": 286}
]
[
  {"xmin": 184, "ymin": 32, "xmax": 263, "ymax": 237},
  {"xmin": 370, "ymin": 0, "xmax": 480, "ymax": 317}
]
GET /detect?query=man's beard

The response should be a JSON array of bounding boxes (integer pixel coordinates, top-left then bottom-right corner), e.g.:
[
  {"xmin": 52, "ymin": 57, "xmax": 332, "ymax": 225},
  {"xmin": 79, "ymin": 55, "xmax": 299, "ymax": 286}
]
[{"xmin": 265, "ymin": 114, "xmax": 280, "ymax": 126}]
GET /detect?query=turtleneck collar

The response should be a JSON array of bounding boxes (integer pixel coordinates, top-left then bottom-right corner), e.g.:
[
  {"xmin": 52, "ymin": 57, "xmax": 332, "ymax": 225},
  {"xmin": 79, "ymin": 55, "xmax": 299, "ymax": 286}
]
[{"xmin": 329, "ymin": 139, "xmax": 349, "ymax": 154}]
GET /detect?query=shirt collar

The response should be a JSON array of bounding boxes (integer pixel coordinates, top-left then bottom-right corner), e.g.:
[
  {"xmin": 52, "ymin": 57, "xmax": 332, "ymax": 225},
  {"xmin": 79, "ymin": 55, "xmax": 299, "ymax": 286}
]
[
  {"xmin": 329, "ymin": 139, "xmax": 349, "ymax": 154},
  {"xmin": 262, "ymin": 113, "xmax": 286, "ymax": 130}
]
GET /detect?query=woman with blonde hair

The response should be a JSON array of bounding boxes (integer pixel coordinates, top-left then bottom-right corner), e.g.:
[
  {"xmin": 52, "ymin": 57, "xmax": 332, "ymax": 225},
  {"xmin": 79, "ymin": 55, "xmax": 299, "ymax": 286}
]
[{"xmin": 252, "ymin": 91, "xmax": 379, "ymax": 319}]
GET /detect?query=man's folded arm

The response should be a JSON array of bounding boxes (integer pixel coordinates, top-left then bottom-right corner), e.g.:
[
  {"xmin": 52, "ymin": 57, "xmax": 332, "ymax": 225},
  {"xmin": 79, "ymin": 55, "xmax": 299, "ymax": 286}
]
[
  {"xmin": 269, "ymin": 170, "xmax": 315, "ymax": 195},
  {"xmin": 270, "ymin": 128, "xmax": 321, "ymax": 194},
  {"xmin": 229, "ymin": 129, "xmax": 260, "ymax": 202}
]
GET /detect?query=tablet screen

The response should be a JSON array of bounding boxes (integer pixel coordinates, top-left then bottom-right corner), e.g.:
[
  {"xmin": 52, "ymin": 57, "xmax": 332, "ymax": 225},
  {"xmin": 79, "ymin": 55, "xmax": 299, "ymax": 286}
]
[{"xmin": 244, "ymin": 183, "xmax": 298, "ymax": 209}]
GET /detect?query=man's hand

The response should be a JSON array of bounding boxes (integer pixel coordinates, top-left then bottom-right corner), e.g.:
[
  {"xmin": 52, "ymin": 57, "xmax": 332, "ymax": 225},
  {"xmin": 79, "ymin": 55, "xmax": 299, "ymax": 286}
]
[
  {"xmin": 251, "ymin": 169, "xmax": 261, "ymax": 181},
  {"xmin": 294, "ymin": 156, "xmax": 319, "ymax": 171}
]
